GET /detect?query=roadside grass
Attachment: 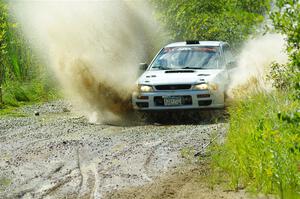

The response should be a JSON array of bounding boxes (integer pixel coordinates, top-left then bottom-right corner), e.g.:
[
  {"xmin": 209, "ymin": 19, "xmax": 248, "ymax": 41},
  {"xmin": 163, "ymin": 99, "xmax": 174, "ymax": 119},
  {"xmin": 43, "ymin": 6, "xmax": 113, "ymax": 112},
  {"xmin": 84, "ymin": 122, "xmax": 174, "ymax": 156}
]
[
  {"xmin": 211, "ymin": 91, "xmax": 300, "ymax": 199},
  {"xmin": 0, "ymin": 80, "xmax": 61, "ymax": 116},
  {"xmin": 0, "ymin": 106, "xmax": 27, "ymax": 117}
]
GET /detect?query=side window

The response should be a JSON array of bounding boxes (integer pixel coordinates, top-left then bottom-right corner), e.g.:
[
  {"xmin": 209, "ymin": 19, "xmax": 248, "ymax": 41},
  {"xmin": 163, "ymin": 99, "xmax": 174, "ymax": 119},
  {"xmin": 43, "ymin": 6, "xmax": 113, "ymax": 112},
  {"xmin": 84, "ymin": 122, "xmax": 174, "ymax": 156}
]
[{"xmin": 223, "ymin": 44, "xmax": 234, "ymax": 64}]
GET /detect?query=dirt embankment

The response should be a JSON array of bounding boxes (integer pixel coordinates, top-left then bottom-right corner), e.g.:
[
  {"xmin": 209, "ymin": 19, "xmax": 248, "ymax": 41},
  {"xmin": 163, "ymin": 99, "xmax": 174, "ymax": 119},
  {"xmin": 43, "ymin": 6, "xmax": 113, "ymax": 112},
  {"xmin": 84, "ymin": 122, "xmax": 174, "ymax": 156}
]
[
  {"xmin": 0, "ymin": 101, "xmax": 247, "ymax": 199},
  {"xmin": 106, "ymin": 163, "xmax": 251, "ymax": 199}
]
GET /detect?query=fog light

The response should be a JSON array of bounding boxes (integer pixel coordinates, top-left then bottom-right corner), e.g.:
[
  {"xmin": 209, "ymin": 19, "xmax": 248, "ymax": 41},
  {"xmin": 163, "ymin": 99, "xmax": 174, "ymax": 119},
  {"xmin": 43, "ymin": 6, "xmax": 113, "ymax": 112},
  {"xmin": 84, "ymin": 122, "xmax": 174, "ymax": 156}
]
[
  {"xmin": 137, "ymin": 95, "xmax": 149, "ymax": 100},
  {"xmin": 198, "ymin": 100, "xmax": 212, "ymax": 106},
  {"xmin": 136, "ymin": 102, "xmax": 149, "ymax": 108}
]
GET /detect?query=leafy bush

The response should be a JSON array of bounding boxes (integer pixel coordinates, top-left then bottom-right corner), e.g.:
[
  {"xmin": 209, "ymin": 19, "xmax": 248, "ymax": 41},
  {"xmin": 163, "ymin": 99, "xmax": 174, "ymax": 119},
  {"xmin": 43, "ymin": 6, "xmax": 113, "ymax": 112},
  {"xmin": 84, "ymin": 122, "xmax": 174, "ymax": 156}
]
[{"xmin": 212, "ymin": 92, "xmax": 300, "ymax": 198}]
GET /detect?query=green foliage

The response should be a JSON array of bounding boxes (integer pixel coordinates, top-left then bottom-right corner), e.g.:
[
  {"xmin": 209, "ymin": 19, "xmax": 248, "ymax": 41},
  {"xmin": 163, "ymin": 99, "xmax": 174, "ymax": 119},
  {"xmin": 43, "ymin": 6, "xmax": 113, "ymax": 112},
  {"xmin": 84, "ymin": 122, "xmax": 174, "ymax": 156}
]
[
  {"xmin": 0, "ymin": 0, "xmax": 9, "ymax": 104},
  {"xmin": 212, "ymin": 93, "xmax": 300, "ymax": 198},
  {"xmin": 0, "ymin": 1, "xmax": 58, "ymax": 107},
  {"xmin": 2, "ymin": 13, "xmax": 39, "ymax": 82},
  {"xmin": 0, "ymin": 1, "xmax": 8, "ymax": 57},
  {"xmin": 268, "ymin": 62, "xmax": 290, "ymax": 90},
  {"xmin": 0, "ymin": 106, "xmax": 28, "ymax": 117},
  {"xmin": 270, "ymin": 0, "xmax": 300, "ymax": 99},
  {"xmin": 211, "ymin": 2, "xmax": 300, "ymax": 198},
  {"xmin": 151, "ymin": 0, "xmax": 270, "ymax": 47},
  {"xmin": 2, "ymin": 80, "xmax": 59, "ymax": 107}
]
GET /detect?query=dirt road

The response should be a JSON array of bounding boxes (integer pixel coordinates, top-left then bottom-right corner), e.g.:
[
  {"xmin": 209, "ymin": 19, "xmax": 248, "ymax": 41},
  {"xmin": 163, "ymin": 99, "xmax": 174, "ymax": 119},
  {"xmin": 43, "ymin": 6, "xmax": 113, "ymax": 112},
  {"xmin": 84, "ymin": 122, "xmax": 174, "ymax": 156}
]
[{"xmin": 0, "ymin": 101, "xmax": 238, "ymax": 199}]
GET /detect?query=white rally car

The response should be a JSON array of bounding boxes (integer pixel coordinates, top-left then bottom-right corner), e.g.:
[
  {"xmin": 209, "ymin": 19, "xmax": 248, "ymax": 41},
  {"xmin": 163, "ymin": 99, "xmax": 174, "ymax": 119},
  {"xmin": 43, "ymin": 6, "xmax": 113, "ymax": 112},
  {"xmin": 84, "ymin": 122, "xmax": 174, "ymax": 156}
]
[{"xmin": 132, "ymin": 41, "xmax": 236, "ymax": 111}]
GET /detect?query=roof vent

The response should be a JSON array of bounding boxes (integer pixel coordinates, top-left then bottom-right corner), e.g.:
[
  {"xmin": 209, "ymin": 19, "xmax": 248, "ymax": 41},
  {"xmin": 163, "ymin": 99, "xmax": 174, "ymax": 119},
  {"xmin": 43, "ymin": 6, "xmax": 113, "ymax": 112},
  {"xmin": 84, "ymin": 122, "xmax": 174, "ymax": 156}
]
[{"xmin": 186, "ymin": 40, "xmax": 199, "ymax": 44}]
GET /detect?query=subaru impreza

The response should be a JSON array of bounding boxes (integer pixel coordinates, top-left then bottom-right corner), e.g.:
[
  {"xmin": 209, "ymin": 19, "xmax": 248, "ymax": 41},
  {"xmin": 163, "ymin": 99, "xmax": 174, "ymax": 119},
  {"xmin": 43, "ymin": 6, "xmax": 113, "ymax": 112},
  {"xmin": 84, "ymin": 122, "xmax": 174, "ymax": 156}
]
[{"xmin": 132, "ymin": 41, "xmax": 236, "ymax": 111}]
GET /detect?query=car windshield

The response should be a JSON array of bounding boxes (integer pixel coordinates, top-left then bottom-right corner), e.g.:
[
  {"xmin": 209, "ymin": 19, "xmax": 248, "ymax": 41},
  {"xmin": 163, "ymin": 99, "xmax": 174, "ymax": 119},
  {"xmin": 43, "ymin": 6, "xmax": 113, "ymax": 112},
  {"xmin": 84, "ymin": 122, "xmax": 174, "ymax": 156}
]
[{"xmin": 150, "ymin": 46, "xmax": 222, "ymax": 70}]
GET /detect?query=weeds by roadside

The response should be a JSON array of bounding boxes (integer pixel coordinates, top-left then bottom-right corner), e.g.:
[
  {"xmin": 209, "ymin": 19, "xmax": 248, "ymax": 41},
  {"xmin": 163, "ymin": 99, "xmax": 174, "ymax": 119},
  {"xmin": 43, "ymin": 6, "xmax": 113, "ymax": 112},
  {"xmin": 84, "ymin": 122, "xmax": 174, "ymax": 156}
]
[
  {"xmin": 0, "ymin": 79, "xmax": 61, "ymax": 116},
  {"xmin": 211, "ymin": 92, "xmax": 300, "ymax": 198},
  {"xmin": 2, "ymin": 80, "xmax": 59, "ymax": 106},
  {"xmin": 212, "ymin": 2, "xmax": 300, "ymax": 197},
  {"xmin": 0, "ymin": 106, "xmax": 27, "ymax": 117},
  {"xmin": 0, "ymin": 1, "xmax": 61, "ymax": 110}
]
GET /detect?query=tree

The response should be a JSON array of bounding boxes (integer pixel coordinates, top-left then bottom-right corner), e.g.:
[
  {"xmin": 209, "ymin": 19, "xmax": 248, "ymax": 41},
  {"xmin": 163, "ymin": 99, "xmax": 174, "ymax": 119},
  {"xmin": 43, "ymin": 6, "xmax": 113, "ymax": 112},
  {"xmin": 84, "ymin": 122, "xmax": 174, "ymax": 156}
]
[{"xmin": 151, "ymin": 0, "xmax": 270, "ymax": 48}]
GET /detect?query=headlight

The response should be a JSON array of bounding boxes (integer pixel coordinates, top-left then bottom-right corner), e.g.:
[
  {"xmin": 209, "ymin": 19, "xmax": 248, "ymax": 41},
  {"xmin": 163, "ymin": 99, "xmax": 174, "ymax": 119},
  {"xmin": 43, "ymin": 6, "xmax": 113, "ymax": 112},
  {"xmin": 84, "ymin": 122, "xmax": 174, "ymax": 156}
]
[
  {"xmin": 193, "ymin": 83, "xmax": 209, "ymax": 90},
  {"xmin": 139, "ymin": 85, "xmax": 153, "ymax": 92},
  {"xmin": 192, "ymin": 83, "xmax": 218, "ymax": 91},
  {"xmin": 209, "ymin": 83, "xmax": 218, "ymax": 91}
]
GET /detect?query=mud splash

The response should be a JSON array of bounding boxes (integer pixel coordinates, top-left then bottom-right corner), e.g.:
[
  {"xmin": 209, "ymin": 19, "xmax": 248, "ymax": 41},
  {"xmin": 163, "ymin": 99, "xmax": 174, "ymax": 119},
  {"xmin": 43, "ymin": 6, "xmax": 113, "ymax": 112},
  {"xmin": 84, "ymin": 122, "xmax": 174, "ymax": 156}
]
[
  {"xmin": 63, "ymin": 59, "xmax": 133, "ymax": 118},
  {"xmin": 12, "ymin": 0, "xmax": 163, "ymax": 122},
  {"xmin": 227, "ymin": 34, "xmax": 288, "ymax": 98}
]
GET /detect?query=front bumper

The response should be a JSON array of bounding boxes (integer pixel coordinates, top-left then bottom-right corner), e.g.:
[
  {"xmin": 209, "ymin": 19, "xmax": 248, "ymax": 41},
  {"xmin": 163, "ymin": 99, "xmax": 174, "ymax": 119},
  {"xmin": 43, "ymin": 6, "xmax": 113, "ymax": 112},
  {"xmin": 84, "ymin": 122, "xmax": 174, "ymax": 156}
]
[{"xmin": 132, "ymin": 90, "xmax": 224, "ymax": 110}]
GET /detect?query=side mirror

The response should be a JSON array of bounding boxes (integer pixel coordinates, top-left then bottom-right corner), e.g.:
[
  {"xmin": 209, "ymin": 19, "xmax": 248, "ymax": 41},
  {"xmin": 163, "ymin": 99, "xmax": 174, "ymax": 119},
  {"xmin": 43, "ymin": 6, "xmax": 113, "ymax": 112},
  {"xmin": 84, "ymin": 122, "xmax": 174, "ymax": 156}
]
[
  {"xmin": 226, "ymin": 61, "xmax": 237, "ymax": 70},
  {"xmin": 139, "ymin": 63, "xmax": 148, "ymax": 71}
]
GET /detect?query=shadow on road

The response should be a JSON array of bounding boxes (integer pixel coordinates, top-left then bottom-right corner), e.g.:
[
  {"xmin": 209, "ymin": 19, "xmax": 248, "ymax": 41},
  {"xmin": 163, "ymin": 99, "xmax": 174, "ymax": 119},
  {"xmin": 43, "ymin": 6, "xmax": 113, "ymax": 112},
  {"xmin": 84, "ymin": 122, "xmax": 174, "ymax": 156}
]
[{"xmin": 105, "ymin": 109, "xmax": 229, "ymax": 127}]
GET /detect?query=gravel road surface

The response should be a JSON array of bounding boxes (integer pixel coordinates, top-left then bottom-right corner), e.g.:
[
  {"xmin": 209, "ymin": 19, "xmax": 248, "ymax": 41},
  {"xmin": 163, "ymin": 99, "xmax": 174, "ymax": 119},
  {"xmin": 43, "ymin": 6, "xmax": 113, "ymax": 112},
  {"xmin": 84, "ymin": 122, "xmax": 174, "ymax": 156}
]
[{"xmin": 0, "ymin": 101, "xmax": 228, "ymax": 198}]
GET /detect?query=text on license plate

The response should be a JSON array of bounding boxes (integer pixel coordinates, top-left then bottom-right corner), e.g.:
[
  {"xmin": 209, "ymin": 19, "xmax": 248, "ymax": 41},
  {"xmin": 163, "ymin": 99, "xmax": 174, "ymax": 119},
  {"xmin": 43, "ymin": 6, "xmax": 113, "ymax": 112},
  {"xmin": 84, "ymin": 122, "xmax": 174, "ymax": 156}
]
[{"xmin": 163, "ymin": 96, "xmax": 182, "ymax": 106}]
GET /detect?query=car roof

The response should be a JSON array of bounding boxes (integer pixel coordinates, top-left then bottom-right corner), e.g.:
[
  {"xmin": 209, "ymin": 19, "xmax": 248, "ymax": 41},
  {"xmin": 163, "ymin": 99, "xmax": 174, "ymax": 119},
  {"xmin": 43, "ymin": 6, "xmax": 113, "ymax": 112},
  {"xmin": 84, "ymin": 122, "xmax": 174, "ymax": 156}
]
[{"xmin": 165, "ymin": 41, "xmax": 226, "ymax": 48}]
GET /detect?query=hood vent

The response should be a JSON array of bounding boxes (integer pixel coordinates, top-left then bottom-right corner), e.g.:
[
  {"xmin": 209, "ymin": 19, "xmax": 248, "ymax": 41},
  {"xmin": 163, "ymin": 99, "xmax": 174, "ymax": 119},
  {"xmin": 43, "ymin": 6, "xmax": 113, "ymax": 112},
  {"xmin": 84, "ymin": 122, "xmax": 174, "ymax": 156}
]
[
  {"xmin": 197, "ymin": 74, "xmax": 210, "ymax": 76},
  {"xmin": 165, "ymin": 70, "xmax": 195, "ymax": 73}
]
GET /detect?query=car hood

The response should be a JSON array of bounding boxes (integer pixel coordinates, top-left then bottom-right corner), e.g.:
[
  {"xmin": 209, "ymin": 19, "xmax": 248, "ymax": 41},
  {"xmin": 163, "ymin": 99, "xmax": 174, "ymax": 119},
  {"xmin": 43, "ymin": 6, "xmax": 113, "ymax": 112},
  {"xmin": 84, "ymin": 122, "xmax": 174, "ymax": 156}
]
[{"xmin": 137, "ymin": 69, "xmax": 224, "ymax": 85}]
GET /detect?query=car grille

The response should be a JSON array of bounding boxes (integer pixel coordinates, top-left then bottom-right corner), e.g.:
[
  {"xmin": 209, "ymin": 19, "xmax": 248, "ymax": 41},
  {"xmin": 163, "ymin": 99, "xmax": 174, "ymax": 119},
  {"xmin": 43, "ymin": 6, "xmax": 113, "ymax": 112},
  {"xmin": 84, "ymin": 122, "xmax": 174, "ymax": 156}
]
[
  {"xmin": 154, "ymin": 96, "xmax": 192, "ymax": 106},
  {"xmin": 155, "ymin": 84, "xmax": 191, "ymax": 90}
]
